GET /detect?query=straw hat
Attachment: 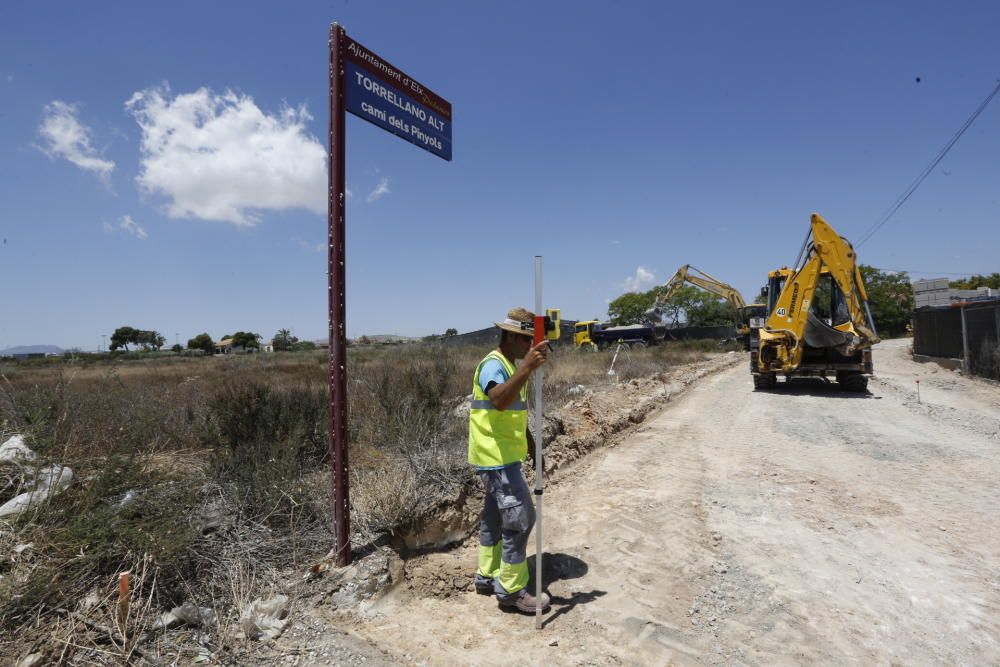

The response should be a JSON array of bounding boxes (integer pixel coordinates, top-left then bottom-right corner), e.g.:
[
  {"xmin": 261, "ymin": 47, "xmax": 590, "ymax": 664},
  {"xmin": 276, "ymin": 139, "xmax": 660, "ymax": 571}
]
[{"xmin": 494, "ymin": 307, "xmax": 536, "ymax": 337}]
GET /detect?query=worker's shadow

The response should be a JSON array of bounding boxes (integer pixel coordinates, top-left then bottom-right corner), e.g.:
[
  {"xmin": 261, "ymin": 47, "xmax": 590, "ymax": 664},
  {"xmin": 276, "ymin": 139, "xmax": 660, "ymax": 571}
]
[
  {"xmin": 758, "ymin": 377, "xmax": 878, "ymax": 399},
  {"xmin": 518, "ymin": 552, "xmax": 606, "ymax": 628}
]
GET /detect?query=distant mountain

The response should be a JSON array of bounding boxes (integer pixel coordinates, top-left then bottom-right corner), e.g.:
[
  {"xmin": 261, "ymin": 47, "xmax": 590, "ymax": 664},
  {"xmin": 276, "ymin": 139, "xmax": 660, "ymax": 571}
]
[{"xmin": 0, "ymin": 345, "xmax": 64, "ymax": 356}]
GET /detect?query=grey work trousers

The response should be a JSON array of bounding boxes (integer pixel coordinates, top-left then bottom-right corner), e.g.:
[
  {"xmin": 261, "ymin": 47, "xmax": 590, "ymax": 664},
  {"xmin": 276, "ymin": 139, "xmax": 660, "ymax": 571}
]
[{"xmin": 478, "ymin": 463, "xmax": 535, "ymax": 593}]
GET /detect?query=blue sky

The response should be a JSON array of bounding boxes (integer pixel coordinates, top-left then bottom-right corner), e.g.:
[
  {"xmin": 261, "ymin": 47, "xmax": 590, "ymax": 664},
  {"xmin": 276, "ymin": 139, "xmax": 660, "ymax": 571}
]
[{"xmin": 2, "ymin": 1, "xmax": 998, "ymax": 350}]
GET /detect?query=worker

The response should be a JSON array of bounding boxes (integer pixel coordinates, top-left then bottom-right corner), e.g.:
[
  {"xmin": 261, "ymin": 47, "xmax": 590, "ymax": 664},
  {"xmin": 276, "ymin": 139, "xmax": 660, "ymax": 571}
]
[{"xmin": 469, "ymin": 307, "xmax": 551, "ymax": 614}]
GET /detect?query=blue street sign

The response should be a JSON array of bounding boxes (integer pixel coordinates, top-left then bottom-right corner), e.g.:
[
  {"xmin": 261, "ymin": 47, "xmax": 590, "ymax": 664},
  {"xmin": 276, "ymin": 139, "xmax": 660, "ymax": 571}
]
[
  {"xmin": 345, "ymin": 61, "xmax": 452, "ymax": 161},
  {"xmin": 342, "ymin": 37, "xmax": 452, "ymax": 162}
]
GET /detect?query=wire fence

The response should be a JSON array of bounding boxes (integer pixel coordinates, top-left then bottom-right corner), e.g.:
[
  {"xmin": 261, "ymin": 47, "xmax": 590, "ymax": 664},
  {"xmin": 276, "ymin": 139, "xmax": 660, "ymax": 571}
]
[{"xmin": 912, "ymin": 300, "xmax": 1000, "ymax": 380}]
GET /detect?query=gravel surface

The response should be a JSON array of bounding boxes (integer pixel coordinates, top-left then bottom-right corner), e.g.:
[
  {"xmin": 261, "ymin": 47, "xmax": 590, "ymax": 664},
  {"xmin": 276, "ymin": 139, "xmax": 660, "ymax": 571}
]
[{"xmin": 334, "ymin": 340, "xmax": 999, "ymax": 665}]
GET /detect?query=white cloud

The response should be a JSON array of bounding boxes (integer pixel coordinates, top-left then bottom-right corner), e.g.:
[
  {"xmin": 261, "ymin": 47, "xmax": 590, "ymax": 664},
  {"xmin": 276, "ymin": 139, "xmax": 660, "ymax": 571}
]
[
  {"xmin": 366, "ymin": 176, "xmax": 390, "ymax": 203},
  {"xmin": 126, "ymin": 84, "xmax": 326, "ymax": 226},
  {"xmin": 38, "ymin": 101, "xmax": 115, "ymax": 184},
  {"xmin": 291, "ymin": 236, "xmax": 324, "ymax": 253},
  {"xmin": 622, "ymin": 266, "xmax": 655, "ymax": 292},
  {"xmin": 102, "ymin": 221, "xmax": 114, "ymax": 233},
  {"xmin": 119, "ymin": 215, "xmax": 147, "ymax": 239}
]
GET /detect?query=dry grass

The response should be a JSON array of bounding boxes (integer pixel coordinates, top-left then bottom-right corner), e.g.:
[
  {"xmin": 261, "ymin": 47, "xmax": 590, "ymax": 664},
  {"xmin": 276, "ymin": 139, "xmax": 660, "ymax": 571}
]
[{"xmin": 0, "ymin": 338, "xmax": 724, "ymax": 662}]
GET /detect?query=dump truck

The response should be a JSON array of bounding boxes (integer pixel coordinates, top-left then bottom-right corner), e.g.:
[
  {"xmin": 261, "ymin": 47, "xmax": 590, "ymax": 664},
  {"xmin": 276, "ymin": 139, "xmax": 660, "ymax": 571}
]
[
  {"xmin": 574, "ymin": 320, "xmax": 657, "ymax": 350},
  {"xmin": 752, "ymin": 213, "xmax": 879, "ymax": 391}
]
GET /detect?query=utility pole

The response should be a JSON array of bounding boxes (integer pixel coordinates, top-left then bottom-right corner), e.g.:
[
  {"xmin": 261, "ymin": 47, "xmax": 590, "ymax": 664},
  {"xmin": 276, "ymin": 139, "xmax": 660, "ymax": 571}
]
[{"xmin": 101, "ymin": 334, "xmax": 107, "ymax": 353}]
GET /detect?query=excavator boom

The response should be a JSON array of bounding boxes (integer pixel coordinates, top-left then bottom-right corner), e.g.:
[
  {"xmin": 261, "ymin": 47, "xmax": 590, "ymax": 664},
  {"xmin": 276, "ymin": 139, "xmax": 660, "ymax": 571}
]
[{"xmin": 647, "ymin": 265, "xmax": 748, "ymax": 322}]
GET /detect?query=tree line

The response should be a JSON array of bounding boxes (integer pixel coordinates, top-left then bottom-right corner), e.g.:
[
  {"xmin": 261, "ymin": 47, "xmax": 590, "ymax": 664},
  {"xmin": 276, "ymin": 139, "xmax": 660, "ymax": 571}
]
[
  {"xmin": 108, "ymin": 327, "xmax": 317, "ymax": 354},
  {"xmin": 949, "ymin": 273, "xmax": 1000, "ymax": 290},
  {"xmin": 109, "ymin": 327, "xmax": 166, "ymax": 351},
  {"xmin": 607, "ymin": 286, "xmax": 736, "ymax": 329}
]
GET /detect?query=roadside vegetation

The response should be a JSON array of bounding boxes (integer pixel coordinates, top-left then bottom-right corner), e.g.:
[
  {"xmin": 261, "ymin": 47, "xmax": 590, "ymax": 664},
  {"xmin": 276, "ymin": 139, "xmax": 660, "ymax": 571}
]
[{"xmin": 0, "ymin": 338, "xmax": 725, "ymax": 663}]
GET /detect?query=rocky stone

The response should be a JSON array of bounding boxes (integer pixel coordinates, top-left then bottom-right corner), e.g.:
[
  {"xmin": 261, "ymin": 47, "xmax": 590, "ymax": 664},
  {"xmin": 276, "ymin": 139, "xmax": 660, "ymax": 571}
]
[{"xmin": 327, "ymin": 546, "xmax": 405, "ymax": 610}]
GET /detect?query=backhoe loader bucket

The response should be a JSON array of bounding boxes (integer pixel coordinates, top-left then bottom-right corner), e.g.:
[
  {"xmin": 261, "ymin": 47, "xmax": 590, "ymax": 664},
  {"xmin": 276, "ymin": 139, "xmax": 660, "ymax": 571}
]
[{"xmin": 803, "ymin": 311, "xmax": 858, "ymax": 355}]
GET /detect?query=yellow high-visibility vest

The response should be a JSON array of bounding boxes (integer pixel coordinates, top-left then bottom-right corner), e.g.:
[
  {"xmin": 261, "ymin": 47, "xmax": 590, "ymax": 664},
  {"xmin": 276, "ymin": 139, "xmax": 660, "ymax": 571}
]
[{"xmin": 468, "ymin": 350, "xmax": 527, "ymax": 467}]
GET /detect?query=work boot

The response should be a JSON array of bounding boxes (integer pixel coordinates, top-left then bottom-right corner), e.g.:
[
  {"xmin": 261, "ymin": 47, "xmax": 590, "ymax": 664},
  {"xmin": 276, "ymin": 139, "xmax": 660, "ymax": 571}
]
[
  {"xmin": 497, "ymin": 588, "xmax": 551, "ymax": 614},
  {"xmin": 473, "ymin": 573, "xmax": 495, "ymax": 595}
]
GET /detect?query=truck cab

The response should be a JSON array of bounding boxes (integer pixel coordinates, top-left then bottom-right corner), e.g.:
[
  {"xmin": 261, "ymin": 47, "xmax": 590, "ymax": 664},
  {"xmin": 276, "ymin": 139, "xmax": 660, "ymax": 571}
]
[{"xmin": 574, "ymin": 320, "xmax": 600, "ymax": 350}]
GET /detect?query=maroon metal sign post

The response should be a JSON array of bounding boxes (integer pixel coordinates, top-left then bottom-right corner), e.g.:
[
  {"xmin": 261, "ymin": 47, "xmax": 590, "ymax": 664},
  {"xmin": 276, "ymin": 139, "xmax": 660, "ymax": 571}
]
[
  {"xmin": 328, "ymin": 23, "xmax": 350, "ymax": 567},
  {"xmin": 328, "ymin": 23, "xmax": 452, "ymax": 568}
]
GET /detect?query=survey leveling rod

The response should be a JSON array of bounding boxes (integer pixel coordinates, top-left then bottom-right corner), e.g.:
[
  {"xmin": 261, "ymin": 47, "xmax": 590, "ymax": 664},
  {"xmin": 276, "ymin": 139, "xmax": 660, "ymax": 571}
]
[{"xmin": 532, "ymin": 256, "xmax": 545, "ymax": 630}]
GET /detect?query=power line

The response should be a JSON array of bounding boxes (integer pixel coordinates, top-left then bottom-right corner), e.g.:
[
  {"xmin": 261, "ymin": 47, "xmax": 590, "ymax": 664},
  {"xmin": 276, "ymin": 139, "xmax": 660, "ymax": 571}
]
[
  {"xmin": 871, "ymin": 267, "xmax": 992, "ymax": 276},
  {"xmin": 856, "ymin": 79, "xmax": 1000, "ymax": 248}
]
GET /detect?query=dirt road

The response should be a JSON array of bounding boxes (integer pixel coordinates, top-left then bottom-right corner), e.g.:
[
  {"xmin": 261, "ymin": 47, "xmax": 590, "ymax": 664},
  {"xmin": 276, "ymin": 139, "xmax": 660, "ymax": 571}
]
[{"xmin": 344, "ymin": 341, "xmax": 999, "ymax": 665}]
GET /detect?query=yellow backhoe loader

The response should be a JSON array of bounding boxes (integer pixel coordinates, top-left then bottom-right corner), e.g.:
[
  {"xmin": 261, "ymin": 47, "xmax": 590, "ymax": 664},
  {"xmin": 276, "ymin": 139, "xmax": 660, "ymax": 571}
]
[
  {"xmin": 752, "ymin": 213, "xmax": 879, "ymax": 391},
  {"xmin": 645, "ymin": 265, "xmax": 766, "ymax": 348}
]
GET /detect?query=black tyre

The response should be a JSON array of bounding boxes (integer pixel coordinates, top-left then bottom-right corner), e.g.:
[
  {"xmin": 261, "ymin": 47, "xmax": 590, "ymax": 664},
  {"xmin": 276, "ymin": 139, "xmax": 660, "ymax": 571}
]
[
  {"xmin": 753, "ymin": 373, "xmax": 777, "ymax": 390},
  {"xmin": 838, "ymin": 372, "xmax": 868, "ymax": 392}
]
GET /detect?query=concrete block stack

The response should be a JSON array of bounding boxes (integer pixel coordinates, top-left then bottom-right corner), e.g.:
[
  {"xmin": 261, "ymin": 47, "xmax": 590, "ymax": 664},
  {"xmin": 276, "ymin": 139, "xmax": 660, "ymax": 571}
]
[
  {"xmin": 912, "ymin": 278, "xmax": 950, "ymax": 308},
  {"xmin": 912, "ymin": 278, "xmax": 994, "ymax": 308}
]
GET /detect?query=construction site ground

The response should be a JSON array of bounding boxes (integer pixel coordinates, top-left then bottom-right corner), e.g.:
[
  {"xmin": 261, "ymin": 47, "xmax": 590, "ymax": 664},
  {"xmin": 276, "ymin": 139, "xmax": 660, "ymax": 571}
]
[{"xmin": 282, "ymin": 339, "xmax": 999, "ymax": 666}]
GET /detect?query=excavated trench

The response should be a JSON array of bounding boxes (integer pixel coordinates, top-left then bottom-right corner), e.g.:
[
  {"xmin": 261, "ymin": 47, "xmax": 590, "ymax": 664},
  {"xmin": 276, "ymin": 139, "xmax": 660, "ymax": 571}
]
[
  {"xmin": 380, "ymin": 355, "xmax": 743, "ymax": 593},
  {"xmin": 309, "ymin": 354, "xmax": 741, "ymax": 617}
]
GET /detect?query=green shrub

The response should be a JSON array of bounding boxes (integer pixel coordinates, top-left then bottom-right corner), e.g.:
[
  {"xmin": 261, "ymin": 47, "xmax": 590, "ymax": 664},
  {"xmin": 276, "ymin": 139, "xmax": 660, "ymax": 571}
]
[{"xmin": 205, "ymin": 380, "xmax": 327, "ymax": 519}]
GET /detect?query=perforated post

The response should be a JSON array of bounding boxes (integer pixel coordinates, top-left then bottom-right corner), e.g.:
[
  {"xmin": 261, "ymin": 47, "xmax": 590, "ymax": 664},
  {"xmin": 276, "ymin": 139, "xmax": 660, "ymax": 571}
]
[{"xmin": 329, "ymin": 23, "xmax": 350, "ymax": 567}]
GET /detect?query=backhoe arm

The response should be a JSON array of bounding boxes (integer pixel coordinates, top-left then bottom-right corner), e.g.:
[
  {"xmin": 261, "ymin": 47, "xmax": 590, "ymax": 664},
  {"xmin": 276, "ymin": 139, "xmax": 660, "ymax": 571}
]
[
  {"xmin": 810, "ymin": 214, "xmax": 877, "ymax": 342},
  {"xmin": 683, "ymin": 273, "xmax": 747, "ymax": 309},
  {"xmin": 647, "ymin": 265, "xmax": 748, "ymax": 322},
  {"xmin": 758, "ymin": 213, "xmax": 878, "ymax": 373}
]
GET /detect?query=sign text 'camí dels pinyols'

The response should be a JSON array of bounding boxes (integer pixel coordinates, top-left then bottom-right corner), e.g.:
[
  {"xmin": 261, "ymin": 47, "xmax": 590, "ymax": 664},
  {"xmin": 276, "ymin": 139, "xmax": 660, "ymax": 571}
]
[{"xmin": 344, "ymin": 36, "xmax": 452, "ymax": 161}]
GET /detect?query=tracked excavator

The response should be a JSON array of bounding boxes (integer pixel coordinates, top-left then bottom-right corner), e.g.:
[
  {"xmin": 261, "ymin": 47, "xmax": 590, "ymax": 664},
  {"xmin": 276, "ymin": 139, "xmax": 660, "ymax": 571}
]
[
  {"xmin": 752, "ymin": 213, "xmax": 879, "ymax": 391},
  {"xmin": 645, "ymin": 265, "xmax": 766, "ymax": 349}
]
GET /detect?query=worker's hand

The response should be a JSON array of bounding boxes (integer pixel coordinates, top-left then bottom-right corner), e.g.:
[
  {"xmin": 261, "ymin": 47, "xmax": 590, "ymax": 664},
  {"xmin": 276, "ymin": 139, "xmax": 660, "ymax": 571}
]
[{"xmin": 523, "ymin": 341, "xmax": 550, "ymax": 372}]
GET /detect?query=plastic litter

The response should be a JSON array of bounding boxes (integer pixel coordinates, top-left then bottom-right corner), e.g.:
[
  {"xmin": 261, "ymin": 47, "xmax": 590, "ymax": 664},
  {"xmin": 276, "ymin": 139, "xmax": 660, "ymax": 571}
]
[
  {"xmin": 239, "ymin": 594, "xmax": 289, "ymax": 640},
  {"xmin": 0, "ymin": 435, "xmax": 36, "ymax": 464},
  {"xmin": 173, "ymin": 602, "xmax": 217, "ymax": 627},
  {"xmin": 0, "ymin": 464, "xmax": 74, "ymax": 518},
  {"xmin": 156, "ymin": 602, "xmax": 217, "ymax": 630},
  {"xmin": 12, "ymin": 542, "xmax": 34, "ymax": 557}
]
